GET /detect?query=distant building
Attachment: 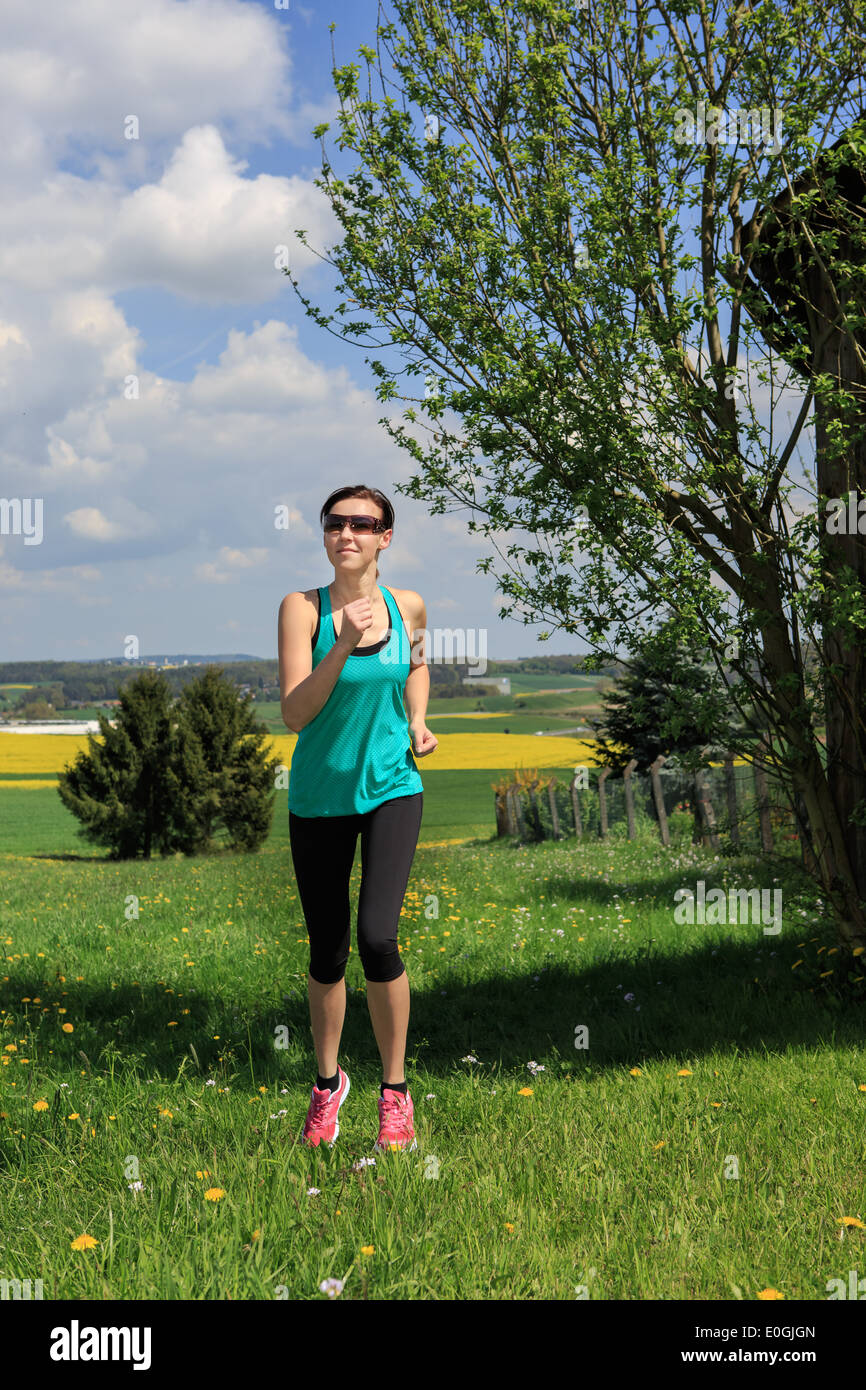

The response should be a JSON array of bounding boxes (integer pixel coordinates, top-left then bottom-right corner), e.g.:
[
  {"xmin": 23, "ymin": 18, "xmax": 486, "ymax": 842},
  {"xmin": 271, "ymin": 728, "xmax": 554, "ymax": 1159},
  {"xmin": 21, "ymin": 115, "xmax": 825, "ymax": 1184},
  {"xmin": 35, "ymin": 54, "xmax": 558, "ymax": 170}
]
[{"xmin": 461, "ymin": 676, "xmax": 510, "ymax": 695}]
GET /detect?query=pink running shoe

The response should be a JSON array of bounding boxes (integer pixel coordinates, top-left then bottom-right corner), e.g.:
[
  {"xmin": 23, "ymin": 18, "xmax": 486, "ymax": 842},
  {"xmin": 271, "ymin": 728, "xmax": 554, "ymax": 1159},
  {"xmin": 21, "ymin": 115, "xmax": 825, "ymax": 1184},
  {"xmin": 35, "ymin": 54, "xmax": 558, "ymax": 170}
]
[
  {"xmin": 302, "ymin": 1067, "xmax": 350, "ymax": 1148},
  {"xmin": 374, "ymin": 1086, "xmax": 417, "ymax": 1153}
]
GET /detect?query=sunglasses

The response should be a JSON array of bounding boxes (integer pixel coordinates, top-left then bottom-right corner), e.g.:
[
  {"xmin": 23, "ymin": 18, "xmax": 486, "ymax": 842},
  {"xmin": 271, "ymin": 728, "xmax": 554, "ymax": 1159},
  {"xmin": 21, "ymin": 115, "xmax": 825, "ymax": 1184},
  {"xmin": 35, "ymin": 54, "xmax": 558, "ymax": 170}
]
[{"xmin": 323, "ymin": 513, "xmax": 388, "ymax": 534}]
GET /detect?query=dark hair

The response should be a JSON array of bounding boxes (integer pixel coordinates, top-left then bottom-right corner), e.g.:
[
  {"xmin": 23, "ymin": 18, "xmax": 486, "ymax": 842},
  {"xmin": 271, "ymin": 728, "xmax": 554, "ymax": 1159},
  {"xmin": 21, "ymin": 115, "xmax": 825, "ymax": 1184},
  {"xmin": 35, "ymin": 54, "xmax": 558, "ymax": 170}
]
[{"xmin": 320, "ymin": 484, "xmax": 394, "ymax": 577}]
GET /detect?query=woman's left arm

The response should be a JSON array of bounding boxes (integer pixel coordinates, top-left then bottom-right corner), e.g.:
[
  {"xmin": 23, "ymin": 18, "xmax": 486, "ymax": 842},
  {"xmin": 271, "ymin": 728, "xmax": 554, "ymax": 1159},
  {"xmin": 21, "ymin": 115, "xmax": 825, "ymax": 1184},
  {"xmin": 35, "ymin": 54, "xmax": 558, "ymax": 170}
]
[{"xmin": 403, "ymin": 592, "xmax": 438, "ymax": 758}]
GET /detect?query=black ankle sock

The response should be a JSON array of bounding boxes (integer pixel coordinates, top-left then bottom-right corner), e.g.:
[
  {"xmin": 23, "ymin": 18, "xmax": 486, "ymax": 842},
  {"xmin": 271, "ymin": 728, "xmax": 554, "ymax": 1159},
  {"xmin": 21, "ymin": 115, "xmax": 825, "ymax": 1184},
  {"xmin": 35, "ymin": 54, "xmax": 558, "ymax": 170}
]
[
  {"xmin": 316, "ymin": 1070, "xmax": 339, "ymax": 1093},
  {"xmin": 381, "ymin": 1080, "xmax": 407, "ymax": 1097}
]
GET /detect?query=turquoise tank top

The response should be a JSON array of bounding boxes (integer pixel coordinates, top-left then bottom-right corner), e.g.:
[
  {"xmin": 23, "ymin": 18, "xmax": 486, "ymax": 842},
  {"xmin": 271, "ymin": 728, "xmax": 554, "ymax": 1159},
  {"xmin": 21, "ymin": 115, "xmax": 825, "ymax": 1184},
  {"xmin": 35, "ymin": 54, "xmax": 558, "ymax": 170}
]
[{"xmin": 288, "ymin": 583, "xmax": 424, "ymax": 817}]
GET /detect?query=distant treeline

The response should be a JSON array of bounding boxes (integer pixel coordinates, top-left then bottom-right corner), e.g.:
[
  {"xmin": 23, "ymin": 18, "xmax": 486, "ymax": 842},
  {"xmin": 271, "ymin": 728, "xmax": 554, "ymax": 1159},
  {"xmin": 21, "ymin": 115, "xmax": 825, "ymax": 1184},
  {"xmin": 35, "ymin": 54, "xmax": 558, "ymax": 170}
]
[{"xmin": 0, "ymin": 652, "xmax": 616, "ymax": 707}]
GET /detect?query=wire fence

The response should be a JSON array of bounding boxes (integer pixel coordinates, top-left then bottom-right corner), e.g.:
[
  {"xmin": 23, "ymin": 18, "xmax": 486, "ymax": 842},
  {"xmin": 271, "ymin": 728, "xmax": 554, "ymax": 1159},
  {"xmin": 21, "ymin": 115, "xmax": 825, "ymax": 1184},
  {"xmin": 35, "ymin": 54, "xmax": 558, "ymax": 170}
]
[{"xmin": 493, "ymin": 756, "xmax": 808, "ymax": 863}]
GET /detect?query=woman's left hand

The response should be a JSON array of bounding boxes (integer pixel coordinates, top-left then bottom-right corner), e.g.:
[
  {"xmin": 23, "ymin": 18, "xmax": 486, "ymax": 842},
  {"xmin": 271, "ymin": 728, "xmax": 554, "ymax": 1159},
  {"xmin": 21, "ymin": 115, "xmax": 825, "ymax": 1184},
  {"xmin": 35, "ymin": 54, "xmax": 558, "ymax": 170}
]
[{"xmin": 410, "ymin": 723, "xmax": 438, "ymax": 757}]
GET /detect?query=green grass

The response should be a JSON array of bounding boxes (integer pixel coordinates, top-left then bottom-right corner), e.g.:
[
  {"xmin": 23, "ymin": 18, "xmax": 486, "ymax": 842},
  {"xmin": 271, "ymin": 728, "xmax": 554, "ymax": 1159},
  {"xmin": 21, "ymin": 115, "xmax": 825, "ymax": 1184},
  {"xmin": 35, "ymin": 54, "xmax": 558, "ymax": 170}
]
[
  {"xmin": 1, "ymin": 787, "xmax": 864, "ymax": 1300},
  {"xmin": 244, "ymin": 685, "xmax": 607, "ymax": 733},
  {"xmin": 0, "ymin": 771, "xmax": 522, "ymax": 856},
  {"xmin": 20, "ymin": 686, "xmax": 606, "ymax": 739}
]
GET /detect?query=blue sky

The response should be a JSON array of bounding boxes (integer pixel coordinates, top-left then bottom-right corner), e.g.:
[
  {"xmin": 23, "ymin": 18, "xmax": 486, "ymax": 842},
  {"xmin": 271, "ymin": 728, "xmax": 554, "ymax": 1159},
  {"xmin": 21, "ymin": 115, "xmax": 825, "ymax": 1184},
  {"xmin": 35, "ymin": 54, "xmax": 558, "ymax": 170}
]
[
  {"xmin": 0, "ymin": 0, "xmax": 823, "ymax": 669},
  {"xmin": 1, "ymin": 0, "xmax": 574, "ymax": 664}
]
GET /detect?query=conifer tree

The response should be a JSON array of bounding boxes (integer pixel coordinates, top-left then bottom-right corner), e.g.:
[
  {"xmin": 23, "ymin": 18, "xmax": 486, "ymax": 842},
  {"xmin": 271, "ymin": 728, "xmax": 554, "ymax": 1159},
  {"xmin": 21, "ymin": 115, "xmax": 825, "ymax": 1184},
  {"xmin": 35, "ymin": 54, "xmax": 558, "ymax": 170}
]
[
  {"xmin": 57, "ymin": 666, "xmax": 279, "ymax": 858},
  {"xmin": 592, "ymin": 619, "xmax": 742, "ymax": 773},
  {"xmin": 57, "ymin": 670, "xmax": 182, "ymax": 859},
  {"xmin": 174, "ymin": 666, "xmax": 278, "ymax": 853}
]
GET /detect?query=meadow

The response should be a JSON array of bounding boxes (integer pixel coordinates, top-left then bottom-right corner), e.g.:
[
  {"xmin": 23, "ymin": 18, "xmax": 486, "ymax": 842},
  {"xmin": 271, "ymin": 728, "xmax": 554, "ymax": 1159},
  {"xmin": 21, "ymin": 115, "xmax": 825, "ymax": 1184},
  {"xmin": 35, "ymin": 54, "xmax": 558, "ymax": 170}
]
[{"xmin": 0, "ymin": 717, "xmax": 864, "ymax": 1301}]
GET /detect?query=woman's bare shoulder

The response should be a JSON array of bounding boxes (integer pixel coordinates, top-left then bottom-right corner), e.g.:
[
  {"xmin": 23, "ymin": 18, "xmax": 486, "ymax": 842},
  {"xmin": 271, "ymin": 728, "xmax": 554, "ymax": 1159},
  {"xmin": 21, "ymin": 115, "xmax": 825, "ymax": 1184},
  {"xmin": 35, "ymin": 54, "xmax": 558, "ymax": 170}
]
[
  {"xmin": 387, "ymin": 587, "xmax": 425, "ymax": 626},
  {"xmin": 278, "ymin": 589, "xmax": 319, "ymax": 632}
]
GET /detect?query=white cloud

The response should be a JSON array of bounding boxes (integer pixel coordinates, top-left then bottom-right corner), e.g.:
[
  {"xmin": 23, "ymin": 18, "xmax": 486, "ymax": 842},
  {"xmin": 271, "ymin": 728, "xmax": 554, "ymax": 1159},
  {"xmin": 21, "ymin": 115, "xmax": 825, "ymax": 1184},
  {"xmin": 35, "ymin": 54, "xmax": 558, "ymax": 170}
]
[
  {"xmin": 0, "ymin": 0, "xmax": 496, "ymax": 657},
  {"xmin": 1, "ymin": 125, "xmax": 338, "ymax": 302},
  {"xmin": 0, "ymin": 0, "xmax": 305, "ymax": 182},
  {"xmin": 105, "ymin": 126, "xmax": 337, "ymax": 303},
  {"xmin": 63, "ymin": 502, "xmax": 159, "ymax": 542},
  {"xmin": 196, "ymin": 546, "xmax": 270, "ymax": 581}
]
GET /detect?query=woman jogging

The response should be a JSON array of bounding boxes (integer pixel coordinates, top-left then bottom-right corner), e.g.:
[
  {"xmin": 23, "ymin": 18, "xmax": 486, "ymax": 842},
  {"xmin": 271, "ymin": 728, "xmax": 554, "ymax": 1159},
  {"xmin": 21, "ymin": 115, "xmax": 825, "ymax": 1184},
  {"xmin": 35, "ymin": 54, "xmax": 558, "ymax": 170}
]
[{"xmin": 278, "ymin": 484, "xmax": 438, "ymax": 1153}]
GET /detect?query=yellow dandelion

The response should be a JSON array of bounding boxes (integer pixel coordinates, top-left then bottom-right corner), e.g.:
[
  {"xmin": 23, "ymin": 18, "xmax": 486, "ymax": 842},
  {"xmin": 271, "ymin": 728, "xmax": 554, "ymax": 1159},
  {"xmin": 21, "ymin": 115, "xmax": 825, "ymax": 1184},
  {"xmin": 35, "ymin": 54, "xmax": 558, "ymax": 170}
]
[
  {"xmin": 68, "ymin": 1112, "xmax": 80, "ymax": 1120},
  {"xmin": 167, "ymin": 1021, "xmax": 178, "ymax": 1027},
  {"xmin": 196, "ymin": 1170, "xmax": 210, "ymax": 1179},
  {"xmin": 859, "ymin": 1085, "xmax": 866, "ymax": 1092},
  {"xmin": 504, "ymin": 1222, "xmax": 515, "ymax": 1233},
  {"xmin": 33, "ymin": 1099, "xmax": 49, "ymax": 1111},
  {"xmin": 70, "ymin": 1234, "xmax": 99, "ymax": 1250},
  {"xmin": 3, "ymin": 1044, "xmax": 17, "ymax": 1053},
  {"xmin": 653, "ymin": 1140, "xmax": 666, "ymax": 1150},
  {"xmin": 757, "ymin": 1288, "xmax": 784, "ymax": 1299},
  {"xmin": 251, "ymin": 1230, "xmax": 260, "ymax": 1241},
  {"xmin": 677, "ymin": 1068, "xmax": 692, "ymax": 1076},
  {"xmin": 629, "ymin": 1067, "xmax": 641, "ymax": 1076},
  {"xmin": 518, "ymin": 1086, "xmax": 533, "ymax": 1096},
  {"xmin": 258, "ymin": 1086, "xmax": 267, "ymax": 1094},
  {"xmin": 838, "ymin": 1216, "xmax": 866, "ymax": 1229},
  {"xmin": 204, "ymin": 1188, "xmax": 225, "ymax": 1201},
  {"xmin": 710, "ymin": 1102, "xmax": 722, "ymax": 1108},
  {"xmin": 360, "ymin": 1245, "xmax": 375, "ymax": 1256},
  {"xmin": 853, "ymin": 947, "xmax": 864, "ymax": 957},
  {"xmin": 62, "ymin": 1023, "xmax": 74, "ymax": 1033}
]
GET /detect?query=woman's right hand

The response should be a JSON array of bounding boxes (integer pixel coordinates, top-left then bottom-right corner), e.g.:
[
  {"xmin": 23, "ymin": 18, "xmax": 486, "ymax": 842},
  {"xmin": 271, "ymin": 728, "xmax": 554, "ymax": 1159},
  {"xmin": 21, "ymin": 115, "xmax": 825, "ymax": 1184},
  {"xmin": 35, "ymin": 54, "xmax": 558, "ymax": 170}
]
[{"xmin": 336, "ymin": 596, "xmax": 374, "ymax": 650}]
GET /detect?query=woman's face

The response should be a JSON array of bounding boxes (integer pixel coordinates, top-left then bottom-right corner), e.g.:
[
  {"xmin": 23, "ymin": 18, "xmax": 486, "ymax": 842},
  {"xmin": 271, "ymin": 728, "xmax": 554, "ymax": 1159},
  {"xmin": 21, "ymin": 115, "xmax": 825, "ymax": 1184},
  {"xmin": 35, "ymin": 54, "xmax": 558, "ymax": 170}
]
[{"xmin": 324, "ymin": 499, "xmax": 391, "ymax": 568}]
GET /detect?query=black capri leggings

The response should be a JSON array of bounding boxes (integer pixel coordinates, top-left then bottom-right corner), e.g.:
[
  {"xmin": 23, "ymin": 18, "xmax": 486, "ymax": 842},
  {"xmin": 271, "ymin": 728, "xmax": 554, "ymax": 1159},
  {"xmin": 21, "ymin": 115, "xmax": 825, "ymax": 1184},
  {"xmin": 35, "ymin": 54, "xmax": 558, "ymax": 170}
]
[{"xmin": 289, "ymin": 791, "xmax": 423, "ymax": 984}]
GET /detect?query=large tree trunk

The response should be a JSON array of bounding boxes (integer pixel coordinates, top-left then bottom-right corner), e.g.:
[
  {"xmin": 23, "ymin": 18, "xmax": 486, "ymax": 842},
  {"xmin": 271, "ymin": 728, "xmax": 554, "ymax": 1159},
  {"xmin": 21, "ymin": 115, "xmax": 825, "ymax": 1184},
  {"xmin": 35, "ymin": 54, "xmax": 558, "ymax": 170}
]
[
  {"xmin": 743, "ymin": 132, "xmax": 866, "ymax": 950},
  {"xmin": 812, "ymin": 297, "xmax": 866, "ymax": 942}
]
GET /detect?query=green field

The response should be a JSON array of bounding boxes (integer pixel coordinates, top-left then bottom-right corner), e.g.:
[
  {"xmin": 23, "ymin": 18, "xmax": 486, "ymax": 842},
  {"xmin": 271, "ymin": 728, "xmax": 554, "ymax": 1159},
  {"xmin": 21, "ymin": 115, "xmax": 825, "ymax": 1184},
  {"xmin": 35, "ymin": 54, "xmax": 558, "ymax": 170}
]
[
  {"xmin": 1, "ymin": 681, "xmax": 609, "ymax": 734},
  {"xmin": 1, "ymin": 763, "xmax": 863, "ymax": 1301},
  {"xmin": 0, "ymin": 770, "xmax": 561, "ymax": 855}
]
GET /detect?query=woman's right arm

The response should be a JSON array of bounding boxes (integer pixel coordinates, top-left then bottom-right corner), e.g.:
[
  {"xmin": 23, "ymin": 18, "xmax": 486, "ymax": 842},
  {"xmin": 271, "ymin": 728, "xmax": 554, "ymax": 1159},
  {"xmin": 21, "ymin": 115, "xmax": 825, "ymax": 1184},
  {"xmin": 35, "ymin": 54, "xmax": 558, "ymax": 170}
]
[{"xmin": 278, "ymin": 592, "xmax": 355, "ymax": 733}]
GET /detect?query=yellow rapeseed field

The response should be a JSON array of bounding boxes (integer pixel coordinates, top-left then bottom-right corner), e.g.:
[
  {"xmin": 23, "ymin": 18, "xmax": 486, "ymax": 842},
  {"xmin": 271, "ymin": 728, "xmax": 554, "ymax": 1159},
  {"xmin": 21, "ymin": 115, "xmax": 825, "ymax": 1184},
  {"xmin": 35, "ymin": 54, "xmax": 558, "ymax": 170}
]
[
  {"xmin": 268, "ymin": 732, "xmax": 603, "ymax": 771},
  {"xmin": 0, "ymin": 730, "xmax": 603, "ymax": 779},
  {"xmin": 0, "ymin": 734, "xmax": 93, "ymax": 774}
]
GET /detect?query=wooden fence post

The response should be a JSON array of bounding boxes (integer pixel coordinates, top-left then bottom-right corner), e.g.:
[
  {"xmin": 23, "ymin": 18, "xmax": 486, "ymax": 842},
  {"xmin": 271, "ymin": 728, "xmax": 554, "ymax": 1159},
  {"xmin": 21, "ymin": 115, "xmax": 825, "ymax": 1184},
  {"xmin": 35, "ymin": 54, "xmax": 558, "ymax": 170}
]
[
  {"xmin": 598, "ymin": 767, "xmax": 610, "ymax": 839},
  {"xmin": 695, "ymin": 766, "xmax": 720, "ymax": 850},
  {"xmin": 570, "ymin": 769, "xmax": 583, "ymax": 839},
  {"xmin": 723, "ymin": 754, "xmax": 739, "ymax": 846},
  {"xmin": 623, "ymin": 757, "xmax": 639, "ymax": 839},
  {"xmin": 650, "ymin": 755, "xmax": 670, "ymax": 846},
  {"xmin": 511, "ymin": 787, "xmax": 527, "ymax": 841},
  {"xmin": 527, "ymin": 777, "xmax": 541, "ymax": 840},
  {"xmin": 547, "ymin": 778, "xmax": 561, "ymax": 840}
]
